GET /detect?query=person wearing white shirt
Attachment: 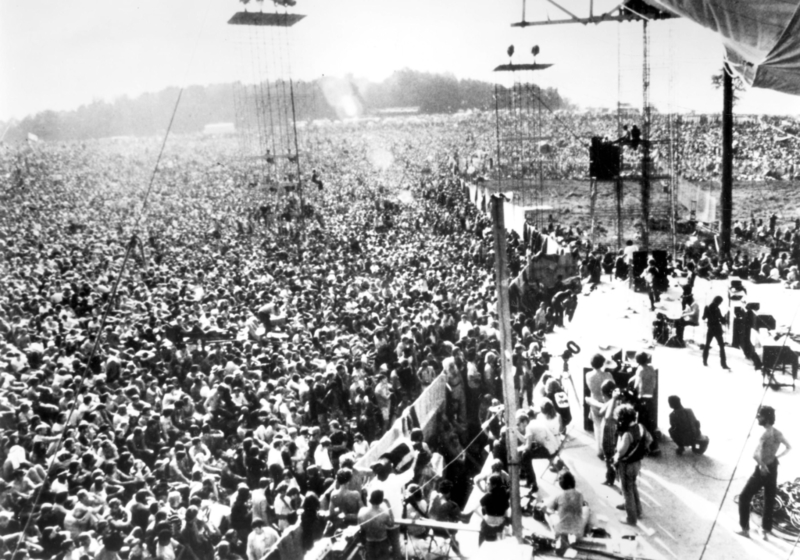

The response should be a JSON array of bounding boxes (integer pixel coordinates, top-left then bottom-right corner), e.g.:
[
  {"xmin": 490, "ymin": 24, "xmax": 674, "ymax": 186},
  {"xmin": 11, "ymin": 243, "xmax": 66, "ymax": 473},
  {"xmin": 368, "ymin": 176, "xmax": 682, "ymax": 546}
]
[
  {"xmin": 314, "ymin": 437, "xmax": 334, "ymax": 475},
  {"xmin": 247, "ymin": 518, "xmax": 279, "ymax": 560}
]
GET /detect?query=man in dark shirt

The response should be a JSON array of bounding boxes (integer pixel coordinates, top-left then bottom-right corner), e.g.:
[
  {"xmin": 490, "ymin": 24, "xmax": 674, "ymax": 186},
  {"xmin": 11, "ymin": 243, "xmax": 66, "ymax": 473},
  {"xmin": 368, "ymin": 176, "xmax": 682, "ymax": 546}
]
[
  {"xmin": 702, "ymin": 296, "xmax": 728, "ymax": 369},
  {"xmin": 130, "ymin": 490, "xmax": 151, "ymax": 534},
  {"xmin": 478, "ymin": 474, "xmax": 509, "ymax": 545},
  {"xmin": 428, "ymin": 480, "xmax": 465, "ymax": 558}
]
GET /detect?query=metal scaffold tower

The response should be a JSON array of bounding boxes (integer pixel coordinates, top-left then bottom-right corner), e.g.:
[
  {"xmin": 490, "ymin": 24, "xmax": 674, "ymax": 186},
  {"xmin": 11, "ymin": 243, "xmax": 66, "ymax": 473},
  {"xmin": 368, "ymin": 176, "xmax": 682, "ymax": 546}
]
[
  {"xmin": 491, "ymin": 46, "xmax": 555, "ymax": 231},
  {"xmin": 229, "ymin": 1, "xmax": 306, "ymax": 237},
  {"xmin": 514, "ymin": 0, "xmax": 678, "ymax": 253}
]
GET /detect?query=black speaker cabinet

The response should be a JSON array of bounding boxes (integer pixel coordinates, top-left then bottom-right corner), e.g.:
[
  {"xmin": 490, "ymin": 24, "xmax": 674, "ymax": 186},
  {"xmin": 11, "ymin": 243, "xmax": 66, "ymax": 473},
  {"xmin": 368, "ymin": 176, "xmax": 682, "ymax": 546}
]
[
  {"xmin": 590, "ymin": 137, "xmax": 620, "ymax": 181},
  {"xmin": 632, "ymin": 251, "xmax": 649, "ymax": 277},
  {"xmin": 651, "ymin": 250, "xmax": 667, "ymax": 270}
]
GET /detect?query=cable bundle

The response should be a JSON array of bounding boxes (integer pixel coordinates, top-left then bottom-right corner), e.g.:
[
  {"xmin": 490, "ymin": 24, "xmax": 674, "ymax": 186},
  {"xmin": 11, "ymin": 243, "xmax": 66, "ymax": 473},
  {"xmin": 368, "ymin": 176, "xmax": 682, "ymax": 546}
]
[{"xmin": 736, "ymin": 477, "xmax": 800, "ymax": 537}]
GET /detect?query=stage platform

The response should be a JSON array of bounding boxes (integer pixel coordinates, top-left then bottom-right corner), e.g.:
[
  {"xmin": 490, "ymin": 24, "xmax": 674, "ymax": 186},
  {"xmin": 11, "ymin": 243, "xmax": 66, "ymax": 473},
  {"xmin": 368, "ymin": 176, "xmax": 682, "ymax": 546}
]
[{"xmin": 519, "ymin": 272, "xmax": 800, "ymax": 559}]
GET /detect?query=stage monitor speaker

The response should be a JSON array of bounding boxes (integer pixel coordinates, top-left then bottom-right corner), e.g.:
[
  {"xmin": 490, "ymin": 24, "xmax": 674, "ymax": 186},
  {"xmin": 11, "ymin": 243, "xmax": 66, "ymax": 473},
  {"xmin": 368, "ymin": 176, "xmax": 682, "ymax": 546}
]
[
  {"xmin": 651, "ymin": 250, "xmax": 667, "ymax": 270},
  {"xmin": 589, "ymin": 137, "xmax": 620, "ymax": 181},
  {"xmin": 755, "ymin": 314, "xmax": 776, "ymax": 330},
  {"xmin": 632, "ymin": 251, "xmax": 649, "ymax": 277}
]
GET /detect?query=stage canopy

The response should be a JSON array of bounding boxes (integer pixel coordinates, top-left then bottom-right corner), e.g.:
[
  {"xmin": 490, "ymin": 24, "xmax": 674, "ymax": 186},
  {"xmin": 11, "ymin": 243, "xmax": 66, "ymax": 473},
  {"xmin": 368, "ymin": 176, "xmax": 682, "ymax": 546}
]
[{"xmin": 644, "ymin": 0, "xmax": 800, "ymax": 96}]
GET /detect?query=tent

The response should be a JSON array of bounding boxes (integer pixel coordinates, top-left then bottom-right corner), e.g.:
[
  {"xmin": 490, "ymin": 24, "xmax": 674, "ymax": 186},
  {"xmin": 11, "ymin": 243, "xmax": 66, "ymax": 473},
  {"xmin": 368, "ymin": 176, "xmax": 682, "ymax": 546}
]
[{"xmin": 645, "ymin": 0, "xmax": 800, "ymax": 95}]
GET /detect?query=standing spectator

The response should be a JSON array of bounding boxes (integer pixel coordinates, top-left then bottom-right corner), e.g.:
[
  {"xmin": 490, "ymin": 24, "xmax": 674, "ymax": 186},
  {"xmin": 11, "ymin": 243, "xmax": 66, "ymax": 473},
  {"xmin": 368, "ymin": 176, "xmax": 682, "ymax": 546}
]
[{"xmin": 358, "ymin": 490, "xmax": 394, "ymax": 560}]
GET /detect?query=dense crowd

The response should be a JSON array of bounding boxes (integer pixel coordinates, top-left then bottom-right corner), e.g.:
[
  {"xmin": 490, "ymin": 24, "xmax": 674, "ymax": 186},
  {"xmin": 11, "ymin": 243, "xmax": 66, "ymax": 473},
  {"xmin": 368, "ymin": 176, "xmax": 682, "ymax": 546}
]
[
  {"xmin": 0, "ymin": 115, "xmax": 589, "ymax": 560},
  {"xmin": 456, "ymin": 110, "xmax": 800, "ymax": 184}
]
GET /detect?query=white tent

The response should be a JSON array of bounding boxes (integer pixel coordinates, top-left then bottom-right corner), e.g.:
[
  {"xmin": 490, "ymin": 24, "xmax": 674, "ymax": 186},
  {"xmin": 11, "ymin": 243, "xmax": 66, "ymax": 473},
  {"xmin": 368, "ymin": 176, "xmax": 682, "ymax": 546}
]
[{"xmin": 645, "ymin": 0, "xmax": 800, "ymax": 95}]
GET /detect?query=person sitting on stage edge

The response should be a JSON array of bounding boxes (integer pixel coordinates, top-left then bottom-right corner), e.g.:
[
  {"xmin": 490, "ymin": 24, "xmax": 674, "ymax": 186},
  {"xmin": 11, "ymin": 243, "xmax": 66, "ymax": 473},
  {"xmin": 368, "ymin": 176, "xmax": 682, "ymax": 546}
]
[
  {"xmin": 545, "ymin": 470, "xmax": 590, "ymax": 555},
  {"xmin": 428, "ymin": 480, "xmax": 467, "ymax": 559},
  {"xmin": 478, "ymin": 473, "xmax": 510, "ymax": 545},
  {"xmin": 667, "ymin": 396, "xmax": 709, "ymax": 455}
]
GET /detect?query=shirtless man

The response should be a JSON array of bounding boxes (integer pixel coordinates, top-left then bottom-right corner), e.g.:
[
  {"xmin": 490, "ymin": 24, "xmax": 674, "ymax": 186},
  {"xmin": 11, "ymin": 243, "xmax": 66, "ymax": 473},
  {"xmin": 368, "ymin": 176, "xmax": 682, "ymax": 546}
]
[{"xmin": 737, "ymin": 406, "xmax": 791, "ymax": 540}]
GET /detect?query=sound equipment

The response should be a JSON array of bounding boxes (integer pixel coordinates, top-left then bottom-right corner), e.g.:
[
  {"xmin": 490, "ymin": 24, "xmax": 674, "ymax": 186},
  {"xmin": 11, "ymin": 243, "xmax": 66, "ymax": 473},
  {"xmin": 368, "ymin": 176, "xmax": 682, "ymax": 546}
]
[
  {"xmin": 762, "ymin": 345, "xmax": 798, "ymax": 378},
  {"xmin": 729, "ymin": 305, "xmax": 749, "ymax": 349},
  {"xmin": 632, "ymin": 251, "xmax": 648, "ymax": 277},
  {"xmin": 651, "ymin": 250, "xmax": 667, "ymax": 270},
  {"xmin": 589, "ymin": 137, "xmax": 620, "ymax": 181},
  {"xmin": 745, "ymin": 302, "xmax": 761, "ymax": 311},
  {"xmin": 755, "ymin": 314, "xmax": 776, "ymax": 331}
]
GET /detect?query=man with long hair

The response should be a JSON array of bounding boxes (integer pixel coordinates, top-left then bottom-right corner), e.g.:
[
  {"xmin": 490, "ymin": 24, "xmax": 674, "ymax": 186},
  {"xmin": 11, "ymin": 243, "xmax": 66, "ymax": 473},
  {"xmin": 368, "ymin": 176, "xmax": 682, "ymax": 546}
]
[{"xmin": 737, "ymin": 406, "xmax": 791, "ymax": 540}]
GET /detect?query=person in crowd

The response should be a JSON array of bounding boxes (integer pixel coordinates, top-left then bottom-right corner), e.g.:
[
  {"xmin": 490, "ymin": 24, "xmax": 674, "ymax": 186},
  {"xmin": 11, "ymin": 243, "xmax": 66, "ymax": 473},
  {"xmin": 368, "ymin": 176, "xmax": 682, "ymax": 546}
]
[
  {"xmin": 613, "ymin": 404, "xmax": 652, "ymax": 526},
  {"xmin": 246, "ymin": 518, "xmax": 278, "ymax": 560},
  {"xmin": 428, "ymin": 480, "xmax": 466, "ymax": 559},
  {"xmin": 358, "ymin": 490, "xmax": 394, "ymax": 560},
  {"xmin": 400, "ymin": 483, "xmax": 429, "ymax": 546},
  {"xmin": 477, "ymin": 473, "xmax": 509, "ymax": 545},
  {"xmin": 737, "ymin": 406, "xmax": 791, "ymax": 540},
  {"xmin": 667, "ymin": 396, "xmax": 709, "ymax": 455}
]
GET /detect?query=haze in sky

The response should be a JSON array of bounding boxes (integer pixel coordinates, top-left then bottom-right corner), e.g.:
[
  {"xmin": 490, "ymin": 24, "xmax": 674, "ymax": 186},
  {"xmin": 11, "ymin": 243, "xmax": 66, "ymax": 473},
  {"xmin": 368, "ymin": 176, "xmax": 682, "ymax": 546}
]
[{"xmin": 1, "ymin": 0, "xmax": 798, "ymax": 122}]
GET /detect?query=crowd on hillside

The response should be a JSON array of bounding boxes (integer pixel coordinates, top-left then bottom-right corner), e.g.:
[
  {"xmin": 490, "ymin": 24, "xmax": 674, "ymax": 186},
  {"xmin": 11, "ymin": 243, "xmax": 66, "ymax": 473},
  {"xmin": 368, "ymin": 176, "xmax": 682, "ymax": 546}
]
[{"xmin": 457, "ymin": 110, "xmax": 800, "ymax": 184}]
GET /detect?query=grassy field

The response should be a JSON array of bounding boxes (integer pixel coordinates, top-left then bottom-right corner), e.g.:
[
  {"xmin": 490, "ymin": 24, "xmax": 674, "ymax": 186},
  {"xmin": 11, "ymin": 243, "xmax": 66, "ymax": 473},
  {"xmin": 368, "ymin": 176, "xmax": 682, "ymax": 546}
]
[{"xmin": 491, "ymin": 178, "xmax": 800, "ymax": 255}]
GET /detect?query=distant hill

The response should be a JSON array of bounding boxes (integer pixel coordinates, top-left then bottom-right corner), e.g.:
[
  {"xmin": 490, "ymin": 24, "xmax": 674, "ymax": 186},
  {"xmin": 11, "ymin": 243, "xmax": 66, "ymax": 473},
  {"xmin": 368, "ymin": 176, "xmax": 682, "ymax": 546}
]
[{"xmin": 0, "ymin": 69, "xmax": 573, "ymax": 142}]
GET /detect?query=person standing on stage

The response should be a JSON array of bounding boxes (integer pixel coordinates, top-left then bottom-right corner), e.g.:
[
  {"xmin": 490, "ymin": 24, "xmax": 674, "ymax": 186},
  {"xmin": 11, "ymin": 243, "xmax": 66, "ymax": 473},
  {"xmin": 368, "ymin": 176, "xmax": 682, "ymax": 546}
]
[
  {"xmin": 737, "ymin": 406, "xmax": 791, "ymax": 540},
  {"xmin": 702, "ymin": 295, "xmax": 728, "ymax": 369},
  {"xmin": 613, "ymin": 404, "xmax": 652, "ymax": 526}
]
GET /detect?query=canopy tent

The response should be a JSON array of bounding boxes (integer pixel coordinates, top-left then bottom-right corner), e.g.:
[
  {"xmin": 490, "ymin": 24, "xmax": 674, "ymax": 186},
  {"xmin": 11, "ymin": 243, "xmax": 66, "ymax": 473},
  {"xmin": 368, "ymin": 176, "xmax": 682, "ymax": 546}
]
[{"xmin": 644, "ymin": 0, "xmax": 800, "ymax": 95}]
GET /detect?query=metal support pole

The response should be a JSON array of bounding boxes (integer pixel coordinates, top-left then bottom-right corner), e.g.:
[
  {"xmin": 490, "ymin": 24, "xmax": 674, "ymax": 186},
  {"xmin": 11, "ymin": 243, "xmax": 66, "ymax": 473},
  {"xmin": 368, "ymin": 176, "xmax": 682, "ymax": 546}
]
[
  {"xmin": 490, "ymin": 194, "xmax": 523, "ymax": 542},
  {"xmin": 721, "ymin": 66, "xmax": 734, "ymax": 257},
  {"xmin": 589, "ymin": 179, "xmax": 597, "ymax": 245},
  {"xmin": 640, "ymin": 20, "xmax": 651, "ymax": 251}
]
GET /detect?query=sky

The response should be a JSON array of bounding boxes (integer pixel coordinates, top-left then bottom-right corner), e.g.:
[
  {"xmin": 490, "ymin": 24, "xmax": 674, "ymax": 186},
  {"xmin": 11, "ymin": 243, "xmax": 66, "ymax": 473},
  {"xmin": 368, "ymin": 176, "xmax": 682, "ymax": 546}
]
[{"xmin": 1, "ymin": 0, "xmax": 799, "ymax": 122}]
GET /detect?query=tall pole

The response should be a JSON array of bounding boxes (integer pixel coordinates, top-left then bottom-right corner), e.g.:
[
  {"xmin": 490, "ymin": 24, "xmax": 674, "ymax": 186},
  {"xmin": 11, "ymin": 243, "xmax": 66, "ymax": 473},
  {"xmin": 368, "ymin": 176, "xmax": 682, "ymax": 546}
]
[
  {"xmin": 720, "ymin": 66, "xmax": 733, "ymax": 256},
  {"xmin": 490, "ymin": 194, "xmax": 522, "ymax": 541},
  {"xmin": 640, "ymin": 19, "xmax": 651, "ymax": 251}
]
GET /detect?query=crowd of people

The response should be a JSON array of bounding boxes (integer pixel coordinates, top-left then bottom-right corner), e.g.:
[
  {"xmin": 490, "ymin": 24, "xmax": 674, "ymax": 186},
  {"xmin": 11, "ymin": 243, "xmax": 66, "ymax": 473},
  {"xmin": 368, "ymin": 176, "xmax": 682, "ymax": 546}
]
[
  {"xmin": 0, "ymin": 114, "xmax": 598, "ymax": 560},
  {"xmin": 458, "ymin": 111, "xmax": 800, "ymax": 184}
]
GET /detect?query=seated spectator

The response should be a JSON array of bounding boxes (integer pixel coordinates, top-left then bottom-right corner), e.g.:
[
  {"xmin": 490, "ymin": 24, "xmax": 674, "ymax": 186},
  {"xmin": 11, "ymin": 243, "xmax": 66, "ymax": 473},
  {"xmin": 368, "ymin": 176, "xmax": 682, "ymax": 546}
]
[
  {"xmin": 545, "ymin": 471, "xmax": 590, "ymax": 553},
  {"xmin": 478, "ymin": 473, "xmax": 509, "ymax": 545}
]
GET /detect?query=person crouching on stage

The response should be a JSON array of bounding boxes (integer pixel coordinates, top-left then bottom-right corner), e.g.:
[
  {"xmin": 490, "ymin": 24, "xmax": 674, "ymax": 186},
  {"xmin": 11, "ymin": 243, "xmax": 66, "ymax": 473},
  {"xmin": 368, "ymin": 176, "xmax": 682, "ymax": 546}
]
[{"xmin": 667, "ymin": 396, "xmax": 709, "ymax": 455}]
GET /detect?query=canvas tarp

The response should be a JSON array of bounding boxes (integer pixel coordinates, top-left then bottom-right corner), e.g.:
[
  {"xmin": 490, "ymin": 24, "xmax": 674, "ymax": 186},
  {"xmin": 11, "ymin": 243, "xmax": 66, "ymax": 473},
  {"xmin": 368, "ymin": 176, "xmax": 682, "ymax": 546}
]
[{"xmin": 645, "ymin": 0, "xmax": 800, "ymax": 95}]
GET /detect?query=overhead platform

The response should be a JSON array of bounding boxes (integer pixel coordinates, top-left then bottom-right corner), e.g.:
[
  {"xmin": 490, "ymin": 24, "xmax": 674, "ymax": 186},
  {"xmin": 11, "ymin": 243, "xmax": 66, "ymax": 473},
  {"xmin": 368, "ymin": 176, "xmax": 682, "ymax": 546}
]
[
  {"xmin": 227, "ymin": 11, "xmax": 305, "ymax": 27},
  {"xmin": 493, "ymin": 62, "xmax": 553, "ymax": 72},
  {"xmin": 512, "ymin": 0, "xmax": 677, "ymax": 27}
]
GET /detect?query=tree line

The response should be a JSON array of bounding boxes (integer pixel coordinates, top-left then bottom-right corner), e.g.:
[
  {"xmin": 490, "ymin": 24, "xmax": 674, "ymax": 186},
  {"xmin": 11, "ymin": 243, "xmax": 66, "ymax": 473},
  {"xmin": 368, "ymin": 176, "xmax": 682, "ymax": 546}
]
[{"xmin": 1, "ymin": 69, "xmax": 573, "ymax": 142}]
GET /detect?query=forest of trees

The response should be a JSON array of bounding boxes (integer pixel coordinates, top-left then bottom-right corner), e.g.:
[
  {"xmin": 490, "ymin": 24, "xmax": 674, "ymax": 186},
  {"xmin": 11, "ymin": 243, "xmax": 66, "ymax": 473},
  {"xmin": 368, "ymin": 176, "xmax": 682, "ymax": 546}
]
[{"xmin": 1, "ymin": 69, "xmax": 573, "ymax": 142}]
